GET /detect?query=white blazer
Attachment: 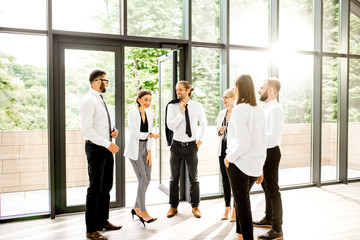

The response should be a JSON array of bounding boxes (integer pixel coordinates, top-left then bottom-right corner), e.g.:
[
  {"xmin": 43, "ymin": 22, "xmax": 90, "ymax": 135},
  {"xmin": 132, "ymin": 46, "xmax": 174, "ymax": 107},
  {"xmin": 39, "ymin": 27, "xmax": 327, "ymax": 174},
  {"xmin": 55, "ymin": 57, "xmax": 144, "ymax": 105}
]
[
  {"xmin": 124, "ymin": 107, "xmax": 154, "ymax": 160},
  {"xmin": 216, "ymin": 108, "xmax": 227, "ymax": 156}
]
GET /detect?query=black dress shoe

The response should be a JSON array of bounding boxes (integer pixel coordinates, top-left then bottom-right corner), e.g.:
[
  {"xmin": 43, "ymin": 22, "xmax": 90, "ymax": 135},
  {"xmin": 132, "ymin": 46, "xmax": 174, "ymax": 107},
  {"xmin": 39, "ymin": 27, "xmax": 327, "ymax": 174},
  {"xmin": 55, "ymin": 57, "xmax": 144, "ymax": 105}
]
[
  {"xmin": 253, "ymin": 217, "xmax": 272, "ymax": 228},
  {"xmin": 98, "ymin": 222, "xmax": 122, "ymax": 231},
  {"xmin": 257, "ymin": 229, "xmax": 283, "ymax": 240}
]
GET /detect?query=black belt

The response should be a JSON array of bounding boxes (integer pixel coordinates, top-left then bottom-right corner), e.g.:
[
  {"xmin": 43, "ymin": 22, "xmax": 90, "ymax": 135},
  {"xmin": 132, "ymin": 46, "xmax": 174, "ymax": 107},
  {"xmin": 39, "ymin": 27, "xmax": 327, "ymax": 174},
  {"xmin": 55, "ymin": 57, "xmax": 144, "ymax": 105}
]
[
  {"xmin": 86, "ymin": 140, "xmax": 94, "ymax": 144},
  {"xmin": 173, "ymin": 140, "xmax": 196, "ymax": 147}
]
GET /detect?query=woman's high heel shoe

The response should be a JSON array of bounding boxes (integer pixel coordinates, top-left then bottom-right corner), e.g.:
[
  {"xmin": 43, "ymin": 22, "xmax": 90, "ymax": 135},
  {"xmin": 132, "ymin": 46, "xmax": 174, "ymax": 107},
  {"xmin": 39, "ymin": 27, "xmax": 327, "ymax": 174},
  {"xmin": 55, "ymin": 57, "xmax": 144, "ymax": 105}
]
[
  {"xmin": 139, "ymin": 217, "xmax": 157, "ymax": 227},
  {"xmin": 131, "ymin": 209, "xmax": 141, "ymax": 219}
]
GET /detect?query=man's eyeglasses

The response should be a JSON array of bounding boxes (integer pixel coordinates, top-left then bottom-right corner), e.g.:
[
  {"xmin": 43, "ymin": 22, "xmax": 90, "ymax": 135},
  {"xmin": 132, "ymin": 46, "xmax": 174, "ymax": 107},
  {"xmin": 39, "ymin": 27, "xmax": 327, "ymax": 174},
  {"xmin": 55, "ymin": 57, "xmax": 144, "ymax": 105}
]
[{"xmin": 98, "ymin": 78, "xmax": 109, "ymax": 84}]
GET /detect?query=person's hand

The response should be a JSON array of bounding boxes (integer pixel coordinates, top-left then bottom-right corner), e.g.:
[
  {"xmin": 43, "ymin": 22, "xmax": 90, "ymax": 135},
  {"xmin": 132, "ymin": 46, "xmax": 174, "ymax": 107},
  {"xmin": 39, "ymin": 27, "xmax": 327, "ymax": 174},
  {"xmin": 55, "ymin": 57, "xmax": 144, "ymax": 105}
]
[
  {"xmin": 108, "ymin": 142, "xmax": 119, "ymax": 154},
  {"xmin": 152, "ymin": 133, "xmax": 161, "ymax": 139},
  {"xmin": 196, "ymin": 140, "xmax": 202, "ymax": 149},
  {"xmin": 224, "ymin": 158, "xmax": 230, "ymax": 168},
  {"xmin": 256, "ymin": 174, "xmax": 264, "ymax": 184},
  {"xmin": 146, "ymin": 150, "xmax": 152, "ymax": 167},
  {"xmin": 220, "ymin": 126, "xmax": 227, "ymax": 135},
  {"xmin": 111, "ymin": 128, "xmax": 118, "ymax": 138},
  {"xmin": 179, "ymin": 102, "xmax": 186, "ymax": 115}
]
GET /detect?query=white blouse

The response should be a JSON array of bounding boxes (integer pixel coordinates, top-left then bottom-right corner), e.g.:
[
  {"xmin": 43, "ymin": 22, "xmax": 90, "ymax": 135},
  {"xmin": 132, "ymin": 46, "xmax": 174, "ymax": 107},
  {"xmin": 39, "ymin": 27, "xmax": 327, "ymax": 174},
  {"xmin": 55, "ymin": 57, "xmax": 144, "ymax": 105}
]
[{"xmin": 225, "ymin": 103, "xmax": 266, "ymax": 177}]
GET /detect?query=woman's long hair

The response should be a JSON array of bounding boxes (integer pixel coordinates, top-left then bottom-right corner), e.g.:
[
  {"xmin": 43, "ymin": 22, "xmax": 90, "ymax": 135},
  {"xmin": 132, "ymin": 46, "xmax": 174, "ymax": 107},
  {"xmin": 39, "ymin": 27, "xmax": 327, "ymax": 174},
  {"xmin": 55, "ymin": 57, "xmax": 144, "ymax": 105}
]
[{"xmin": 234, "ymin": 74, "xmax": 257, "ymax": 106}]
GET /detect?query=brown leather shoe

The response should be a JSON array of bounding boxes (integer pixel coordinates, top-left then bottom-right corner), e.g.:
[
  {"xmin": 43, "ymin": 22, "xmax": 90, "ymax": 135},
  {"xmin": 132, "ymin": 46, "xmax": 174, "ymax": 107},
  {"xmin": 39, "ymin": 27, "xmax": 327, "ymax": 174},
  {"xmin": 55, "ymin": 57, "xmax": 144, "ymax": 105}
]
[
  {"xmin": 192, "ymin": 207, "xmax": 202, "ymax": 218},
  {"xmin": 167, "ymin": 207, "xmax": 178, "ymax": 218},
  {"xmin": 99, "ymin": 222, "xmax": 122, "ymax": 231},
  {"xmin": 86, "ymin": 231, "xmax": 107, "ymax": 240}
]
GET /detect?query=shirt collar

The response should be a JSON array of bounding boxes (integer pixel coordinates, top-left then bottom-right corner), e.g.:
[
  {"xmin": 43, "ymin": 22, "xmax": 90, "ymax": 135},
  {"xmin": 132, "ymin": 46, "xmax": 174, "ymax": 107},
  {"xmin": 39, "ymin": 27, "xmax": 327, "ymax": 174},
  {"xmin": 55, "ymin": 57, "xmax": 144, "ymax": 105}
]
[
  {"xmin": 264, "ymin": 98, "xmax": 277, "ymax": 109},
  {"xmin": 90, "ymin": 88, "xmax": 101, "ymax": 97}
]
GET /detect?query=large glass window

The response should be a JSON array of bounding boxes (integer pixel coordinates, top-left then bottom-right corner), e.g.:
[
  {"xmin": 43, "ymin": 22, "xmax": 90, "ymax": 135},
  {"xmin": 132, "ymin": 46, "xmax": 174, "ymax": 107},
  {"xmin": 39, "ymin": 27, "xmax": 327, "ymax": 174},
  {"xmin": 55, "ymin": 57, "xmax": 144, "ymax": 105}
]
[
  {"xmin": 229, "ymin": 50, "xmax": 269, "ymax": 90},
  {"xmin": 127, "ymin": 0, "xmax": 183, "ymax": 39},
  {"xmin": 323, "ymin": 0, "xmax": 340, "ymax": 53},
  {"xmin": 350, "ymin": 2, "xmax": 360, "ymax": 55},
  {"xmin": 279, "ymin": 0, "xmax": 313, "ymax": 51},
  {"xmin": 192, "ymin": 0, "xmax": 220, "ymax": 43},
  {"xmin": 348, "ymin": 58, "xmax": 360, "ymax": 179},
  {"xmin": 52, "ymin": 0, "xmax": 120, "ymax": 34},
  {"xmin": 0, "ymin": 0, "xmax": 46, "ymax": 30},
  {"xmin": 0, "ymin": 33, "xmax": 48, "ymax": 217},
  {"xmin": 191, "ymin": 47, "xmax": 220, "ymax": 196},
  {"xmin": 278, "ymin": 54, "xmax": 313, "ymax": 186},
  {"xmin": 322, "ymin": 57, "xmax": 339, "ymax": 181},
  {"xmin": 230, "ymin": 0, "xmax": 269, "ymax": 47},
  {"xmin": 64, "ymin": 49, "xmax": 117, "ymax": 206}
]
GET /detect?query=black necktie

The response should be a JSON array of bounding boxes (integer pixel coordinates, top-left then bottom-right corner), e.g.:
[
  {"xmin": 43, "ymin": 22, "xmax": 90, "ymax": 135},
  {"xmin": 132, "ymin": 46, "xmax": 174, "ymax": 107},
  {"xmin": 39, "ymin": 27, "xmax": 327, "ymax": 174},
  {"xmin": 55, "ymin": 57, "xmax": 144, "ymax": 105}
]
[
  {"xmin": 100, "ymin": 94, "xmax": 112, "ymax": 140},
  {"xmin": 185, "ymin": 104, "xmax": 192, "ymax": 138}
]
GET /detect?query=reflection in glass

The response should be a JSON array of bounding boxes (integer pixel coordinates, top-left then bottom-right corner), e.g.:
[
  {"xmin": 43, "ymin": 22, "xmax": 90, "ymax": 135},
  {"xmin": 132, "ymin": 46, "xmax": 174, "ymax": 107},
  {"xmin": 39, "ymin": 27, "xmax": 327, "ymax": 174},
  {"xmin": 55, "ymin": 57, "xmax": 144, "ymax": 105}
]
[
  {"xmin": 279, "ymin": 0, "xmax": 313, "ymax": 50},
  {"xmin": 348, "ymin": 58, "xmax": 360, "ymax": 179},
  {"xmin": 192, "ymin": 47, "xmax": 220, "ymax": 195},
  {"xmin": 278, "ymin": 54, "xmax": 313, "ymax": 186},
  {"xmin": 230, "ymin": 0, "xmax": 269, "ymax": 47},
  {"xmin": 53, "ymin": 0, "xmax": 120, "ymax": 34},
  {"xmin": 323, "ymin": 0, "xmax": 339, "ymax": 53},
  {"xmin": 192, "ymin": 0, "xmax": 220, "ymax": 43},
  {"xmin": 322, "ymin": 57, "xmax": 338, "ymax": 181},
  {"xmin": 65, "ymin": 49, "xmax": 116, "ymax": 206},
  {"xmin": 0, "ymin": 33, "xmax": 48, "ymax": 218},
  {"xmin": 350, "ymin": 5, "xmax": 360, "ymax": 55},
  {"xmin": 127, "ymin": 0, "xmax": 183, "ymax": 39},
  {"xmin": 0, "ymin": 0, "xmax": 46, "ymax": 30}
]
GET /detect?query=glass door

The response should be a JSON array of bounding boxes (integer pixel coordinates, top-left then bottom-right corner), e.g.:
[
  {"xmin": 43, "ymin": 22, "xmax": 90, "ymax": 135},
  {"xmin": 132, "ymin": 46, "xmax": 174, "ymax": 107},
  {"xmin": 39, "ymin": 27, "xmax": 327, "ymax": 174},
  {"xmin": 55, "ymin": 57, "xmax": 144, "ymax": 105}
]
[
  {"xmin": 158, "ymin": 51, "xmax": 178, "ymax": 195},
  {"xmin": 57, "ymin": 43, "xmax": 123, "ymax": 213}
]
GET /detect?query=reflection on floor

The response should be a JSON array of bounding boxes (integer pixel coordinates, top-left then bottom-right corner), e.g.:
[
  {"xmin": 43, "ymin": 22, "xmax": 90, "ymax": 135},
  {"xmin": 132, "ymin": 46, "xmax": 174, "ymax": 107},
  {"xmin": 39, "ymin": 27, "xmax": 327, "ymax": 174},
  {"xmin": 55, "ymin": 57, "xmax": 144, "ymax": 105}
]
[
  {"xmin": 1, "ymin": 166, "xmax": 360, "ymax": 218},
  {"xmin": 1, "ymin": 182, "xmax": 360, "ymax": 240}
]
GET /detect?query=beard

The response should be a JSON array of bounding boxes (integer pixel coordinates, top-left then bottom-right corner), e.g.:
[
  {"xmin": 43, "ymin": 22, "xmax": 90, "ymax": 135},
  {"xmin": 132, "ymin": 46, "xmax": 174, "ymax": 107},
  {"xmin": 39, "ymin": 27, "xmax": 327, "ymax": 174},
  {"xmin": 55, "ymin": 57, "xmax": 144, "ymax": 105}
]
[
  {"xmin": 260, "ymin": 91, "xmax": 268, "ymax": 102},
  {"xmin": 100, "ymin": 82, "xmax": 106, "ymax": 93}
]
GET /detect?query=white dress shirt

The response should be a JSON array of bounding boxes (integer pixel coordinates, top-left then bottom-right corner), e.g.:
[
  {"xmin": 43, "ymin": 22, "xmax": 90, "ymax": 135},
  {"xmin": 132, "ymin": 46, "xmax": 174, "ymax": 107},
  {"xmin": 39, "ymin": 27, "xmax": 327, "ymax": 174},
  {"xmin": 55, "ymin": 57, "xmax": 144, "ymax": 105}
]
[
  {"xmin": 216, "ymin": 108, "xmax": 227, "ymax": 156},
  {"xmin": 225, "ymin": 103, "xmax": 266, "ymax": 177},
  {"xmin": 79, "ymin": 88, "xmax": 112, "ymax": 149},
  {"xmin": 263, "ymin": 99, "xmax": 284, "ymax": 149},
  {"xmin": 167, "ymin": 99, "xmax": 207, "ymax": 143},
  {"xmin": 124, "ymin": 107, "xmax": 154, "ymax": 160}
]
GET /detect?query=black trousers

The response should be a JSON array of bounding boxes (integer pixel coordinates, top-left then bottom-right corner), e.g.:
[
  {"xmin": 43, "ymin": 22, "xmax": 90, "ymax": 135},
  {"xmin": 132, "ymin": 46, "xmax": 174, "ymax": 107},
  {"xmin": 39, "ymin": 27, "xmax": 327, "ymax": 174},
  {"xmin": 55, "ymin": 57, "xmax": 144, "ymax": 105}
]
[
  {"xmin": 261, "ymin": 146, "xmax": 283, "ymax": 232},
  {"xmin": 85, "ymin": 143, "xmax": 114, "ymax": 233},
  {"xmin": 169, "ymin": 141, "xmax": 199, "ymax": 208},
  {"xmin": 219, "ymin": 140, "xmax": 232, "ymax": 207},
  {"xmin": 227, "ymin": 163, "xmax": 257, "ymax": 240}
]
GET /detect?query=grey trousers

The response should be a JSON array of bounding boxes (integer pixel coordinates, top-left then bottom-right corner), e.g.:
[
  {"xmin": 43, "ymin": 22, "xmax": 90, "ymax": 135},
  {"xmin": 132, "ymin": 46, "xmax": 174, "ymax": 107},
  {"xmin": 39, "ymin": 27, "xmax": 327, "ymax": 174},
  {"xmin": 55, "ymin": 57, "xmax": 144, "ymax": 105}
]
[{"xmin": 130, "ymin": 141, "xmax": 152, "ymax": 212}]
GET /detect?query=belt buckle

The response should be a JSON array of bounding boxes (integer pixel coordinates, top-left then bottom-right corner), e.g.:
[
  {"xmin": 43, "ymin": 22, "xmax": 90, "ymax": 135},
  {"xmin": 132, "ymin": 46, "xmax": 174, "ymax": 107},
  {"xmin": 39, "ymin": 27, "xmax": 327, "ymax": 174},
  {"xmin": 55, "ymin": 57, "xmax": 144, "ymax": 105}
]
[{"xmin": 181, "ymin": 142, "xmax": 188, "ymax": 147}]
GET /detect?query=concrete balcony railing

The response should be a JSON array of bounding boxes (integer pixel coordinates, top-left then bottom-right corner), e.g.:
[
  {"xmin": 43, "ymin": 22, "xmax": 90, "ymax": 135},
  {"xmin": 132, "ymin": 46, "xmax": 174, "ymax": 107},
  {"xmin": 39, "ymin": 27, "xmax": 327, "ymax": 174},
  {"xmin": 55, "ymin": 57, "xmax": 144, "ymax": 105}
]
[{"xmin": 1, "ymin": 123, "xmax": 360, "ymax": 193}]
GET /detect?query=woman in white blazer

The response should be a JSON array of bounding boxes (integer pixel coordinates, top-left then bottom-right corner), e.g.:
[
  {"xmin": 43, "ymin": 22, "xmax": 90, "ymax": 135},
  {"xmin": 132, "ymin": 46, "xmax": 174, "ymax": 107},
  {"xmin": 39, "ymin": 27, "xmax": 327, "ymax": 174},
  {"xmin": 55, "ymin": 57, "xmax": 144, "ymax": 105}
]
[
  {"xmin": 216, "ymin": 89, "xmax": 236, "ymax": 221},
  {"xmin": 124, "ymin": 90, "xmax": 160, "ymax": 226},
  {"xmin": 224, "ymin": 75, "xmax": 266, "ymax": 240}
]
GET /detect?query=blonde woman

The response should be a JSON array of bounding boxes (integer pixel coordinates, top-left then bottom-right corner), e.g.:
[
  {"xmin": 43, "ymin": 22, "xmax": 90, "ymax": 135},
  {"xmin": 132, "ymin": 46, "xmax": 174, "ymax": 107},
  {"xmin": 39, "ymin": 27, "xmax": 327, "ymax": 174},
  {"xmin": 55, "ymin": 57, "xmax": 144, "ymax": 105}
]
[
  {"xmin": 224, "ymin": 75, "xmax": 266, "ymax": 240},
  {"xmin": 216, "ymin": 89, "xmax": 236, "ymax": 221},
  {"xmin": 124, "ymin": 90, "xmax": 160, "ymax": 226}
]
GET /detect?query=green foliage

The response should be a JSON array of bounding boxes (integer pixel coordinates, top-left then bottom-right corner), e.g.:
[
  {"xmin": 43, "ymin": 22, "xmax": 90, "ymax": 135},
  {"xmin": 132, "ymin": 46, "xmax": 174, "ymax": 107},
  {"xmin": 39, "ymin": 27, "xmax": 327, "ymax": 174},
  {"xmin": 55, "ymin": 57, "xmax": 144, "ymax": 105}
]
[{"xmin": 0, "ymin": 51, "xmax": 47, "ymax": 130}]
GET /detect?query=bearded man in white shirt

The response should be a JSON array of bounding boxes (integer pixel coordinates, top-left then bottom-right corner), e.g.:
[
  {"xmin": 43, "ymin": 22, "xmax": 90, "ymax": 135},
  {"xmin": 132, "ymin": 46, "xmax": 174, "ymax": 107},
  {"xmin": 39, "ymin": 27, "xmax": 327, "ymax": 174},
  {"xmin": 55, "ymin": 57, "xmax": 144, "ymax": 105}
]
[
  {"xmin": 166, "ymin": 81, "xmax": 207, "ymax": 218},
  {"xmin": 254, "ymin": 78, "xmax": 284, "ymax": 240},
  {"xmin": 80, "ymin": 69, "xmax": 122, "ymax": 240}
]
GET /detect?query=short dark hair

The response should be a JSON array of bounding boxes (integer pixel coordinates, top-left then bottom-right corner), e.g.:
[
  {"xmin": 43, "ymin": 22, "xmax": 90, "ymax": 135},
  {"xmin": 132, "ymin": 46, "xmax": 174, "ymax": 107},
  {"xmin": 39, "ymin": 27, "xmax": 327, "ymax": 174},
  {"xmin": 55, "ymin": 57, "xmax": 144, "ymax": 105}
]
[
  {"xmin": 89, "ymin": 69, "xmax": 106, "ymax": 83},
  {"xmin": 136, "ymin": 89, "xmax": 152, "ymax": 107}
]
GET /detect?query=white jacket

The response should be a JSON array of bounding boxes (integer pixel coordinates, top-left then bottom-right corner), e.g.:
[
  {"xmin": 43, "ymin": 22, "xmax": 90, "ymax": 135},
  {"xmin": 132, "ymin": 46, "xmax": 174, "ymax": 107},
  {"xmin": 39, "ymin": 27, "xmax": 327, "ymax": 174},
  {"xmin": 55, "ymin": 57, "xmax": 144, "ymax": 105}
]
[
  {"xmin": 216, "ymin": 108, "xmax": 227, "ymax": 156},
  {"xmin": 124, "ymin": 107, "xmax": 154, "ymax": 160}
]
